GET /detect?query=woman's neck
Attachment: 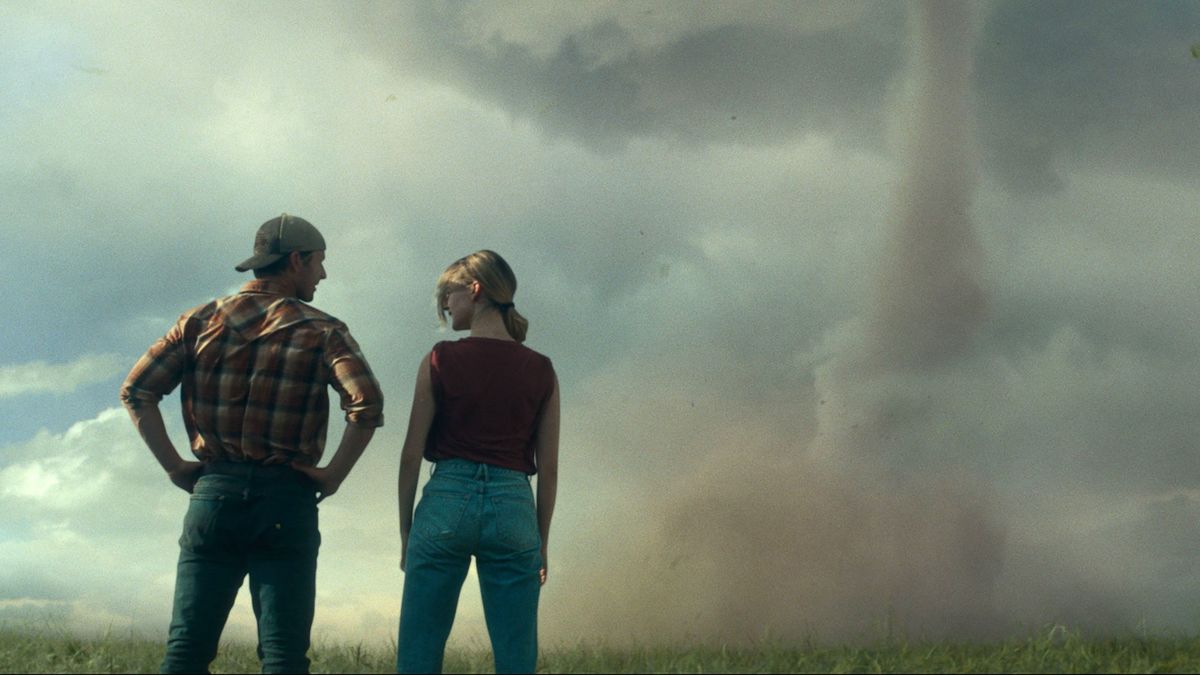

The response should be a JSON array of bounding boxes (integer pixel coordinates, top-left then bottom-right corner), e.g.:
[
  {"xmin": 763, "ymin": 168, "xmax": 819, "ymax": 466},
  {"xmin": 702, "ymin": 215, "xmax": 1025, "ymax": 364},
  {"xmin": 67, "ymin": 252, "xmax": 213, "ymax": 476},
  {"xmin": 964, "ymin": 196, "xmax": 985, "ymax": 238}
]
[{"xmin": 468, "ymin": 309, "xmax": 514, "ymax": 341}]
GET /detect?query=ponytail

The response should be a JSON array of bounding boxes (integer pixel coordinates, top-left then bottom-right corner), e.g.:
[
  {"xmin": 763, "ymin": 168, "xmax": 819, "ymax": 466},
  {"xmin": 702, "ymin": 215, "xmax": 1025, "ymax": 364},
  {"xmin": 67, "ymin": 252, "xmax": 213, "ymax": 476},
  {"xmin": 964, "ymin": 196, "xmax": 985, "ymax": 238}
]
[{"xmin": 499, "ymin": 304, "xmax": 529, "ymax": 343}]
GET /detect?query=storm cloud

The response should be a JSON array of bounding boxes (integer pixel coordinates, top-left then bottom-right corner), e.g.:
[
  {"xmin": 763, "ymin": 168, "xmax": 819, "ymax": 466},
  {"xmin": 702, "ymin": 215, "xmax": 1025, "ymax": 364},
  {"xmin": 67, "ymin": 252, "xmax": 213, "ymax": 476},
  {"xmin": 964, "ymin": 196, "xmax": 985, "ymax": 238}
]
[{"xmin": 2, "ymin": 0, "xmax": 1199, "ymax": 647}]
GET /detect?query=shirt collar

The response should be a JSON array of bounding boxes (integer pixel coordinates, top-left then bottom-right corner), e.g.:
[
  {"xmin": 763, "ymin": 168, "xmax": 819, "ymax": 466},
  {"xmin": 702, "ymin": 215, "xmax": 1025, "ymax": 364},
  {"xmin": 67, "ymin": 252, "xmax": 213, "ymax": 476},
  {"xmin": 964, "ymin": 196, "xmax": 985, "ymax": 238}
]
[{"xmin": 240, "ymin": 278, "xmax": 292, "ymax": 296}]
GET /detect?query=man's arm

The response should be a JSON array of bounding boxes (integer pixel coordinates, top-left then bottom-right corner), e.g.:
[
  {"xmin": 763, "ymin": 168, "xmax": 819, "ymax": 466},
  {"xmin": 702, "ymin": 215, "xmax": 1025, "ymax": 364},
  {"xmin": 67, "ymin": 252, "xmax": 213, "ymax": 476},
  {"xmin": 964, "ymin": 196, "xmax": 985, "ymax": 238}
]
[
  {"xmin": 126, "ymin": 404, "xmax": 204, "ymax": 493},
  {"xmin": 292, "ymin": 423, "xmax": 375, "ymax": 499},
  {"xmin": 398, "ymin": 353, "xmax": 436, "ymax": 571},
  {"xmin": 291, "ymin": 326, "xmax": 383, "ymax": 499},
  {"xmin": 121, "ymin": 321, "xmax": 195, "ymax": 491},
  {"xmin": 534, "ymin": 376, "xmax": 560, "ymax": 586}
]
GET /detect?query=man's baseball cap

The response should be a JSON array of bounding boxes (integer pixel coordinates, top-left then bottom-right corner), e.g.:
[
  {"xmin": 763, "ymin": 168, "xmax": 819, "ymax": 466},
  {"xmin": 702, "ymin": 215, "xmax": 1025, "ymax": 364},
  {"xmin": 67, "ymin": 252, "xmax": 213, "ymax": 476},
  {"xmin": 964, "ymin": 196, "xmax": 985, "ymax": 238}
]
[{"xmin": 235, "ymin": 213, "xmax": 326, "ymax": 272}]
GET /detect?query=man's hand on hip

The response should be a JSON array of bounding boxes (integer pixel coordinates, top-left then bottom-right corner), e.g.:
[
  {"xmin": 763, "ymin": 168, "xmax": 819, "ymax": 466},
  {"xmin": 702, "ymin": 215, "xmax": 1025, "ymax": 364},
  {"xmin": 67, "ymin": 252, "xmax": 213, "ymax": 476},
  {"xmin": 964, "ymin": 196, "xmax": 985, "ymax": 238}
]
[
  {"xmin": 167, "ymin": 461, "xmax": 205, "ymax": 493},
  {"xmin": 291, "ymin": 463, "xmax": 342, "ymax": 501},
  {"xmin": 290, "ymin": 424, "xmax": 375, "ymax": 502}
]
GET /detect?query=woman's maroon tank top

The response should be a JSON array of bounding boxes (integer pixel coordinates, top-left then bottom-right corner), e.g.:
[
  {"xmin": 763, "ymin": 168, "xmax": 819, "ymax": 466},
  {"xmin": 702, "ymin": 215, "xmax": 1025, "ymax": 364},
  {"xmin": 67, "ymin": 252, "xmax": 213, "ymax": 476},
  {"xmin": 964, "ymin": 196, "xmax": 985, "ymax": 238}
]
[{"xmin": 424, "ymin": 337, "xmax": 556, "ymax": 474}]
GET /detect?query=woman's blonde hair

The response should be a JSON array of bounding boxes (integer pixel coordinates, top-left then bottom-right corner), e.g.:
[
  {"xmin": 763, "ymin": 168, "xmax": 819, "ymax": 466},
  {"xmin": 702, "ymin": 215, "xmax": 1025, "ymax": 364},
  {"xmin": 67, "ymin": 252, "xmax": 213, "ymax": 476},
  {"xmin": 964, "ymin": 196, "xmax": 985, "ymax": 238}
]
[{"xmin": 436, "ymin": 250, "xmax": 529, "ymax": 342}]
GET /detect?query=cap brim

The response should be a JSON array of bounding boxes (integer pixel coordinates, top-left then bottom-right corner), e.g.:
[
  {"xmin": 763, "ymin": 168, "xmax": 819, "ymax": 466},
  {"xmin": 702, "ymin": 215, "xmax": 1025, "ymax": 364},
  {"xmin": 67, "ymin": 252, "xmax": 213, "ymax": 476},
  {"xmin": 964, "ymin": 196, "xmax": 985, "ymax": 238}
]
[{"xmin": 235, "ymin": 253, "xmax": 286, "ymax": 272}]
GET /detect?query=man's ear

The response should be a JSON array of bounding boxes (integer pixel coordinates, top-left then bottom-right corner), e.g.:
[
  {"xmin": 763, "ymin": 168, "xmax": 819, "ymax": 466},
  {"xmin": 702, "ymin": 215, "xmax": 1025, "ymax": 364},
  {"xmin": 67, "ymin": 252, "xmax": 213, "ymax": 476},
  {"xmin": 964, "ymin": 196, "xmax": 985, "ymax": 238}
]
[{"xmin": 287, "ymin": 250, "xmax": 306, "ymax": 273}]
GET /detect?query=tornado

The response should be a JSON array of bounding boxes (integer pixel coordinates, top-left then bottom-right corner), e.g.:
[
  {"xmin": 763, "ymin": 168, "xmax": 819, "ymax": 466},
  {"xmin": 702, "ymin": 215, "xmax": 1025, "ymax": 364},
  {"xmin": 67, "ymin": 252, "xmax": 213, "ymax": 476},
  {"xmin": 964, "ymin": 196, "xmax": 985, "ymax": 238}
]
[
  {"xmin": 866, "ymin": 0, "xmax": 987, "ymax": 372},
  {"xmin": 813, "ymin": 0, "xmax": 989, "ymax": 465},
  {"xmin": 548, "ymin": 1, "xmax": 1007, "ymax": 646}
]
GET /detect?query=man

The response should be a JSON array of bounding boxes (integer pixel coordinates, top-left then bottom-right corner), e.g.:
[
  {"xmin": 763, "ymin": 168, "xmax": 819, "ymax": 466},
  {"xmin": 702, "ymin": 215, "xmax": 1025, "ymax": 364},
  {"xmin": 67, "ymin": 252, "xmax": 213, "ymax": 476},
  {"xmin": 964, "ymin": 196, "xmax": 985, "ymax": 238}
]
[{"xmin": 120, "ymin": 214, "xmax": 384, "ymax": 673}]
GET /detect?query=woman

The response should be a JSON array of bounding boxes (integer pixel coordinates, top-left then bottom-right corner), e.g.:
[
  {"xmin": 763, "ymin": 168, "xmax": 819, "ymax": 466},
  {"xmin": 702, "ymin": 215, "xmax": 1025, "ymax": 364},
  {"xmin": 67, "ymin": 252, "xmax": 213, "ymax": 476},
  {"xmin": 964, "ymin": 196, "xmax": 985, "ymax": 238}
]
[{"xmin": 396, "ymin": 250, "xmax": 560, "ymax": 674}]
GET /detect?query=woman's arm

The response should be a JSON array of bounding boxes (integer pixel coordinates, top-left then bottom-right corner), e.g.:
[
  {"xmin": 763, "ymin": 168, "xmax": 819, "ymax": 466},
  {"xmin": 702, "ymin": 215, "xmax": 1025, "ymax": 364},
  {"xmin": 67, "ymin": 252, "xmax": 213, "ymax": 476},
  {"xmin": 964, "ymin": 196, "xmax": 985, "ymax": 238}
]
[
  {"xmin": 398, "ymin": 353, "xmax": 436, "ymax": 571},
  {"xmin": 534, "ymin": 375, "xmax": 560, "ymax": 585}
]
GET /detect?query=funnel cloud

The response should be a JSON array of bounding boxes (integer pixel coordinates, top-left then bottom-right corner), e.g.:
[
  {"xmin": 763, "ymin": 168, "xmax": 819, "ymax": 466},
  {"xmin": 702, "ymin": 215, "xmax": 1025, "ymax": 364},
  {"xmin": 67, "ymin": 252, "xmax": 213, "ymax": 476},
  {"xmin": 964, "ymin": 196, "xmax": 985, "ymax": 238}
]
[{"xmin": 544, "ymin": 1, "xmax": 1123, "ymax": 645}]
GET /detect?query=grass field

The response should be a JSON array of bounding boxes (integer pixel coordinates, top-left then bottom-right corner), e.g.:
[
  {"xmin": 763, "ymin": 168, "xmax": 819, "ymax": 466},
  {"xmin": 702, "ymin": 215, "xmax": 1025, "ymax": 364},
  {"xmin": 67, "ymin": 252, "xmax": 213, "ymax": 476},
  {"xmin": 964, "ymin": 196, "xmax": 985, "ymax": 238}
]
[{"xmin": 4, "ymin": 624, "xmax": 1200, "ymax": 673}]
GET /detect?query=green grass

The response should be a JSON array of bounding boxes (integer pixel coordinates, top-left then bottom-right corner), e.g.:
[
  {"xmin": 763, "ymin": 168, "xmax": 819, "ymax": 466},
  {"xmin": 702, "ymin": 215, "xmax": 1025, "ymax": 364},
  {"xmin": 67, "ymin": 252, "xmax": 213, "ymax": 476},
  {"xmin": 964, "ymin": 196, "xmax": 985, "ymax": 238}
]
[{"xmin": 4, "ymin": 625, "xmax": 1200, "ymax": 673}]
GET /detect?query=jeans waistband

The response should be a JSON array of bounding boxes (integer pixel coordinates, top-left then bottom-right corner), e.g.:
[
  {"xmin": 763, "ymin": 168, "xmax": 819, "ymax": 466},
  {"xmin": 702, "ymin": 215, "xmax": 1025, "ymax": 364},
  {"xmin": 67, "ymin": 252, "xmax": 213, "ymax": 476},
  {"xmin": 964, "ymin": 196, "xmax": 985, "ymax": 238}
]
[
  {"xmin": 203, "ymin": 460, "xmax": 306, "ymax": 481},
  {"xmin": 433, "ymin": 458, "xmax": 529, "ymax": 482}
]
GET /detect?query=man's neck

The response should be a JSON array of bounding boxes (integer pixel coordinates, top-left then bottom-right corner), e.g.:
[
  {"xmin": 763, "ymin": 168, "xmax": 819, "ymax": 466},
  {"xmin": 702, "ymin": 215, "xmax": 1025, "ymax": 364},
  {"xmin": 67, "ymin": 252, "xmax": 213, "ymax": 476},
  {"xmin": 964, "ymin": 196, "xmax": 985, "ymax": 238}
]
[{"xmin": 245, "ymin": 276, "xmax": 300, "ymax": 299}]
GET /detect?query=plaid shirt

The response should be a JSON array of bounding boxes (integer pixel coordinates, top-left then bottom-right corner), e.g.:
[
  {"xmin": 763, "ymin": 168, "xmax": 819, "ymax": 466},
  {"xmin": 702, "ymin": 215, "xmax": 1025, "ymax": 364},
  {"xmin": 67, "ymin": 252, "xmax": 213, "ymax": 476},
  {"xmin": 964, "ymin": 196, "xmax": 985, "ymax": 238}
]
[{"xmin": 120, "ymin": 279, "xmax": 384, "ymax": 465}]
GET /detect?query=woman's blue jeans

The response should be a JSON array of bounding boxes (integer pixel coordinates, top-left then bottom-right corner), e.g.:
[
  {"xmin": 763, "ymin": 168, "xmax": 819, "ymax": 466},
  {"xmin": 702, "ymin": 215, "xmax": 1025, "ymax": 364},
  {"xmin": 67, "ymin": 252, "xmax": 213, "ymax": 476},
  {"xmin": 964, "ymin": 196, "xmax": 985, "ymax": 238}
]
[
  {"xmin": 397, "ymin": 459, "xmax": 542, "ymax": 674},
  {"xmin": 161, "ymin": 463, "xmax": 320, "ymax": 674}
]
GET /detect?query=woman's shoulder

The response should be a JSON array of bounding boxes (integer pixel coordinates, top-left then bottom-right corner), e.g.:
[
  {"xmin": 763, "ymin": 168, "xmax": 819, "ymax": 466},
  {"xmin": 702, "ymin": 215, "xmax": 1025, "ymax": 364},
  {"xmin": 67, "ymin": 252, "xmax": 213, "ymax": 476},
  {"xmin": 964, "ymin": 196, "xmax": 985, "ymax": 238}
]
[
  {"xmin": 426, "ymin": 340, "xmax": 455, "ymax": 367},
  {"xmin": 437, "ymin": 338, "xmax": 554, "ymax": 370},
  {"xmin": 516, "ymin": 343, "xmax": 555, "ymax": 376},
  {"xmin": 526, "ymin": 345, "xmax": 553, "ymax": 367},
  {"xmin": 500, "ymin": 339, "xmax": 551, "ymax": 363}
]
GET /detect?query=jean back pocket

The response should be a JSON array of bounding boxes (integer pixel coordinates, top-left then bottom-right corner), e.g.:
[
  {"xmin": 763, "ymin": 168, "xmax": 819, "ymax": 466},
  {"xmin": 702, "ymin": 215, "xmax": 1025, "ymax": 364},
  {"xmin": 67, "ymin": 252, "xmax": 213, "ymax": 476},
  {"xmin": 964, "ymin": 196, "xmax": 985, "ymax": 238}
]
[
  {"xmin": 491, "ymin": 496, "xmax": 540, "ymax": 552},
  {"xmin": 415, "ymin": 492, "xmax": 472, "ymax": 541}
]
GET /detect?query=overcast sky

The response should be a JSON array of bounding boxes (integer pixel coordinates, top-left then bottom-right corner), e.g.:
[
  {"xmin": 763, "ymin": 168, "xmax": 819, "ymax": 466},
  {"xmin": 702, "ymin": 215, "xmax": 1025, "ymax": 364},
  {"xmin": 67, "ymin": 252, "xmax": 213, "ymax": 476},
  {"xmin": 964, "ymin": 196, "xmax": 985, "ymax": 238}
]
[{"xmin": 3, "ymin": 0, "xmax": 1200, "ymax": 647}]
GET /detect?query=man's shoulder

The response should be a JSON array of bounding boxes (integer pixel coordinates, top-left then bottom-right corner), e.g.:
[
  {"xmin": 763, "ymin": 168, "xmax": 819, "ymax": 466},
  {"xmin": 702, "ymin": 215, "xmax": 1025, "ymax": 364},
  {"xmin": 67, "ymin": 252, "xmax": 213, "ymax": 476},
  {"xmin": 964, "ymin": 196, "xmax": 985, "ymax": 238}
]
[
  {"xmin": 175, "ymin": 293, "xmax": 348, "ymax": 334},
  {"xmin": 286, "ymin": 300, "xmax": 347, "ymax": 331},
  {"xmin": 262, "ymin": 299, "xmax": 358, "ymax": 348},
  {"xmin": 175, "ymin": 296, "xmax": 226, "ymax": 324},
  {"xmin": 173, "ymin": 292, "xmax": 277, "ymax": 323}
]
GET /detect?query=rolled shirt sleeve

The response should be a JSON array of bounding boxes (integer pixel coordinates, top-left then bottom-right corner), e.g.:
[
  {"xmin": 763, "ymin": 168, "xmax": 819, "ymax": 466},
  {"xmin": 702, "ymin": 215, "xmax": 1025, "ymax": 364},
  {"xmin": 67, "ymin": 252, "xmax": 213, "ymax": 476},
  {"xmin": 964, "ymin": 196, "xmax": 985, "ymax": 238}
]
[
  {"xmin": 325, "ymin": 326, "xmax": 384, "ymax": 428},
  {"xmin": 119, "ymin": 320, "xmax": 187, "ymax": 409}
]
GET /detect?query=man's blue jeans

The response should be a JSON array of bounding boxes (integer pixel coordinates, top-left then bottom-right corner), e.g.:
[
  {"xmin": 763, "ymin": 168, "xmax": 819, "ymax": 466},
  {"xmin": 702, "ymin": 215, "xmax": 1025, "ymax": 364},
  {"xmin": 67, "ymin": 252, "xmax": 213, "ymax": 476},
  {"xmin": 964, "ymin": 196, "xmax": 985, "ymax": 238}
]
[
  {"xmin": 161, "ymin": 462, "xmax": 320, "ymax": 674},
  {"xmin": 397, "ymin": 459, "xmax": 542, "ymax": 674}
]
